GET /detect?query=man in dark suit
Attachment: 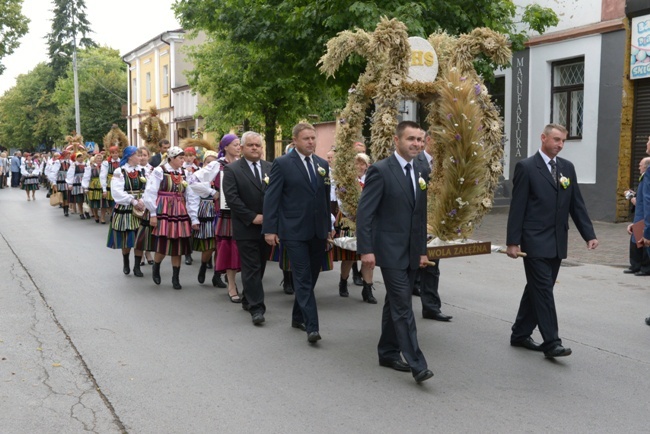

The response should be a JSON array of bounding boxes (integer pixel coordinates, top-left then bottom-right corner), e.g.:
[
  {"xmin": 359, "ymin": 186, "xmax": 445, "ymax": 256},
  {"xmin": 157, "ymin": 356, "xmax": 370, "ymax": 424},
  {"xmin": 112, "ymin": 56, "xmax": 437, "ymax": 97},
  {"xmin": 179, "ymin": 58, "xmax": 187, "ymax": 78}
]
[
  {"xmin": 263, "ymin": 123, "xmax": 333, "ymax": 344},
  {"xmin": 506, "ymin": 123, "xmax": 598, "ymax": 358},
  {"xmin": 223, "ymin": 131, "xmax": 272, "ymax": 325},
  {"xmin": 415, "ymin": 130, "xmax": 452, "ymax": 322},
  {"xmin": 149, "ymin": 139, "xmax": 170, "ymax": 168},
  {"xmin": 635, "ymin": 136, "xmax": 650, "ymax": 325},
  {"xmin": 357, "ymin": 120, "xmax": 434, "ymax": 384},
  {"xmin": 624, "ymin": 157, "xmax": 650, "ymax": 276}
]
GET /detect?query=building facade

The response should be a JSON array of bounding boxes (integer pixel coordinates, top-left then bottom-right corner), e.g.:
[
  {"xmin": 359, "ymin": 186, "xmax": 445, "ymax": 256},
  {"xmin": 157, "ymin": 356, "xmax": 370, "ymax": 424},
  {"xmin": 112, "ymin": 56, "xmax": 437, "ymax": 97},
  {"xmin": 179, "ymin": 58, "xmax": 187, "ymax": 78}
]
[{"xmin": 122, "ymin": 30, "xmax": 211, "ymax": 148}]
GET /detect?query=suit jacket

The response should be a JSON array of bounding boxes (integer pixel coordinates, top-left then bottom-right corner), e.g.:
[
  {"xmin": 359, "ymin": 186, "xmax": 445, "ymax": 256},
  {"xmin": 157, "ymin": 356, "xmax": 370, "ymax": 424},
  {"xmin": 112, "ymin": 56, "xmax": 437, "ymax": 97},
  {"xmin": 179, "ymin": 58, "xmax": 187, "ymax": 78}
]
[
  {"xmin": 640, "ymin": 169, "xmax": 650, "ymax": 239},
  {"xmin": 149, "ymin": 153, "xmax": 163, "ymax": 168},
  {"xmin": 222, "ymin": 158, "xmax": 272, "ymax": 241},
  {"xmin": 262, "ymin": 151, "xmax": 331, "ymax": 241},
  {"xmin": 356, "ymin": 154, "xmax": 428, "ymax": 270},
  {"xmin": 506, "ymin": 152, "xmax": 596, "ymax": 259}
]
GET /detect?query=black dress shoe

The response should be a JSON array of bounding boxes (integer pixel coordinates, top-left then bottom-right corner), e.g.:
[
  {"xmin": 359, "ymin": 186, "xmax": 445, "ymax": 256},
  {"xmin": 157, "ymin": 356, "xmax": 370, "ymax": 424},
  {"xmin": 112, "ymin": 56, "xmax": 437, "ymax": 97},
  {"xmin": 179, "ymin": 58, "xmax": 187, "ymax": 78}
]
[
  {"xmin": 645, "ymin": 316, "xmax": 650, "ymax": 326},
  {"xmin": 423, "ymin": 312, "xmax": 452, "ymax": 322},
  {"xmin": 623, "ymin": 268, "xmax": 639, "ymax": 274},
  {"xmin": 414, "ymin": 369, "xmax": 434, "ymax": 383},
  {"xmin": 634, "ymin": 270, "xmax": 650, "ymax": 276},
  {"xmin": 510, "ymin": 336, "xmax": 543, "ymax": 351},
  {"xmin": 291, "ymin": 321, "xmax": 306, "ymax": 331},
  {"xmin": 307, "ymin": 331, "xmax": 322, "ymax": 343},
  {"xmin": 252, "ymin": 313, "xmax": 265, "ymax": 325},
  {"xmin": 379, "ymin": 359, "xmax": 411, "ymax": 372},
  {"xmin": 544, "ymin": 345, "xmax": 572, "ymax": 358}
]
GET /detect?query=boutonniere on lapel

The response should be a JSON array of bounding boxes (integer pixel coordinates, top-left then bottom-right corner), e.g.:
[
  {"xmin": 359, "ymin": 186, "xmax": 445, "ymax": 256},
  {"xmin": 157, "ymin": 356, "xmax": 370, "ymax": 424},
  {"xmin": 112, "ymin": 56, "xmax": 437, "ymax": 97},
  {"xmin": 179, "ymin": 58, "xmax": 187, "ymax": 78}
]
[
  {"xmin": 418, "ymin": 172, "xmax": 427, "ymax": 190},
  {"xmin": 559, "ymin": 174, "xmax": 570, "ymax": 189},
  {"xmin": 263, "ymin": 174, "xmax": 269, "ymax": 185},
  {"xmin": 317, "ymin": 164, "xmax": 330, "ymax": 185}
]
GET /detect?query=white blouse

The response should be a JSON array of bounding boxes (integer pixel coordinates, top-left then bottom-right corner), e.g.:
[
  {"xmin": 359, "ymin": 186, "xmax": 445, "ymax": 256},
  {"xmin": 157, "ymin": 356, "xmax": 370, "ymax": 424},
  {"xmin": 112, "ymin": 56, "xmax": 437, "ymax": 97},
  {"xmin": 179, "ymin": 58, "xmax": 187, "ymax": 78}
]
[
  {"xmin": 143, "ymin": 163, "xmax": 199, "ymax": 225},
  {"xmin": 188, "ymin": 160, "xmax": 220, "ymax": 198}
]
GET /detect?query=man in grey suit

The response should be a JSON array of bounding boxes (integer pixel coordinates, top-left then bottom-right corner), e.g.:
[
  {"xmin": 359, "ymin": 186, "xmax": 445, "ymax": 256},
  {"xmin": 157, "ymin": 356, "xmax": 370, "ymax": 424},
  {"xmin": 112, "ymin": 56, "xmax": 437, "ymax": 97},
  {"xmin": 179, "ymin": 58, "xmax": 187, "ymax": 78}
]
[
  {"xmin": 263, "ymin": 123, "xmax": 333, "ymax": 344},
  {"xmin": 507, "ymin": 123, "xmax": 598, "ymax": 358},
  {"xmin": 357, "ymin": 120, "xmax": 434, "ymax": 383},
  {"xmin": 222, "ymin": 131, "xmax": 272, "ymax": 325}
]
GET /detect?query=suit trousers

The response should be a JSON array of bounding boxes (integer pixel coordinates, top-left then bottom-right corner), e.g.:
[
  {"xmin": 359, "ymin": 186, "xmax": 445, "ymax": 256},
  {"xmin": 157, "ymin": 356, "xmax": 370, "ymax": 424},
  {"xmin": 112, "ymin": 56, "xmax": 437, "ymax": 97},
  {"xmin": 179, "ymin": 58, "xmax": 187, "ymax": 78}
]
[
  {"xmin": 11, "ymin": 171, "xmax": 20, "ymax": 188},
  {"xmin": 378, "ymin": 267, "xmax": 428, "ymax": 375},
  {"xmin": 629, "ymin": 239, "xmax": 650, "ymax": 273},
  {"xmin": 511, "ymin": 257, "xmax": 562, "ymax": 351},
  {"xmin": 238, "ymin": 238, "xmax": 270, "ymax": 315},
  {"xmin": 419, "ymin": 261, "xmax": 441, "ymax": 316},
  {"xmin": 283, "ymin": 238, "xmax": 325, "ymax": 333}
]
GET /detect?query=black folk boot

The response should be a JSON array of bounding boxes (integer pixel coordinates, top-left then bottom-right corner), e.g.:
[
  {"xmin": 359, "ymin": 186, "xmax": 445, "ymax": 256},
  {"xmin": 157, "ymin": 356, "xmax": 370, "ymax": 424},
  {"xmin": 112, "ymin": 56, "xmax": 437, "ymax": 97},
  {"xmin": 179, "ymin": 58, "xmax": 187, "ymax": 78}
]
[
  {"xmin": 339, "ymin": 277, "xmax": 349, "ymax": 297},
  {"xmin": 133, "ymin": 255, "xmax": 144, "ymax": 277},
  {"xmin": 172, "ymin": 266, "xmax": 182, "ymax": 290},
  {"xmin": 152, "ymin": 262, "xmax": 161, "ymax": 285},
  {"xmin": 352, "ymin": 262, "xmax": 363, "ymax": 286},
  {"xmin": 212, "ymin": 272, "xmax": 227, "ymax": 288},
  {"xmin": 361, "ymin": 281, "xmax": 377, "ymax": 304},
  {"xmin": 282, "ymin": 270, "xmax": 294, "ymax": 295},
  {"xmin": 198, "ymin": 262, "xmax": 207, "ymax": 284},
  {"xmin": 122, "ymin": 253, "xmax": 130, "ymax": 275}
]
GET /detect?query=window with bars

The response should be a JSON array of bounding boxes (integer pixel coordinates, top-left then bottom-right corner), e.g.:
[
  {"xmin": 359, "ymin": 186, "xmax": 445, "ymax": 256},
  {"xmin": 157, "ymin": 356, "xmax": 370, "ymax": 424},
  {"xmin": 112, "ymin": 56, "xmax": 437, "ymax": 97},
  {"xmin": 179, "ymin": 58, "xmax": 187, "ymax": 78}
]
[{"xmin": 551, "ymin": 58, "xmax": 584, "ymax": 139}]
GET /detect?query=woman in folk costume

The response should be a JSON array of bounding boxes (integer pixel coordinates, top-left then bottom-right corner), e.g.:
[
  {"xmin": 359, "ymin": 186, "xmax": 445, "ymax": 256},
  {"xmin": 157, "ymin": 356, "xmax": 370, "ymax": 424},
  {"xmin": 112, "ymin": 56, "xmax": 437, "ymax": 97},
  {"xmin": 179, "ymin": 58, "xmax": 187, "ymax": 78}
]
[
  {"xmin": 20, "ymin": 153, "xmax": 40, "ymax": 201},
  {"xmin": 106, "ymin": 146, "xmax": 148, "ymax": 277},
  {"xmin": 82, "ymin": 151, "xmax": 108, "ymax": 223},
  {"xmin": 182, "ymin": 146, "xmax": 199, "ymax": 265},
  {"xmin": 213, "ymin": 133, "xmax": 243, "ymax": 302},
  {"xmin": 143, "ymin": 146, "xmax": 199, "ymax": 290},
  {"xmin": 47, "ymin": 150, "xmax": 72, "ymax": 216},
  {"xmin": 135, "ymin": 147, "xmax": 155, "ymax": 266},
  {"xmin": 334, "ymin": 152, "xmax": 376, "ymax": 303},
  {"xmin": 188, "ymin": 148, "xmax": 222, "ymax": 286},
  {"xmin": 66, "ymin": 152, "xmax": 87, "ymax": 219},
  {"xmin": 100, "ymin": 146, "xmax": 121, "ymax": 213}
]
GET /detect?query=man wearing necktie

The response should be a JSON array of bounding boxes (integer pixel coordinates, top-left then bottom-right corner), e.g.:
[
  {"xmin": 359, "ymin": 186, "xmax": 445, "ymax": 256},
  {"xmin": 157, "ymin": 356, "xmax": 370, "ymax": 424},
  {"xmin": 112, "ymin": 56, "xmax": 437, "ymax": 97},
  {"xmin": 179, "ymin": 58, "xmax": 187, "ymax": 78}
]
[
  {"xmin": 222, "ymin": 132, "xmax": 273, "ymax": 325},
  {"xmin": 506, "ymin": 123, "xmax": 598, "ymax": 358},
  {"xmin": 357, "ymin": 121, "xmax": 434, "ymax": 383},
  {"xmin": 263, "ymin": 123, "xmax": 333, "ymax": 344}
]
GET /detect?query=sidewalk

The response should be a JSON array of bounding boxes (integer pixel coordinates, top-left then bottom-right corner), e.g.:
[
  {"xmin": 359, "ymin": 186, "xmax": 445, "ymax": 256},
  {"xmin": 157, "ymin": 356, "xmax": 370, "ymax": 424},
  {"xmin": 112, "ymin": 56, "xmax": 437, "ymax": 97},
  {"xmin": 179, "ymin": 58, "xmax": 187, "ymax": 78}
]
[{"xmin": 471, "ymin": 208, "xmax": 630, "ymax": 268}]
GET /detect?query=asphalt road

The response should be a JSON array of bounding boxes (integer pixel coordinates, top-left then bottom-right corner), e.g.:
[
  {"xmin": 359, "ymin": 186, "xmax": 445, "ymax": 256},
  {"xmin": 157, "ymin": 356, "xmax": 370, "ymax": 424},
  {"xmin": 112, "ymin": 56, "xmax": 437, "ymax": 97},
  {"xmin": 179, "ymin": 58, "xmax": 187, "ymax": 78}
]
[{"xmin": 1, "ymin": 187, "xmax": 649, "ymax": 433}]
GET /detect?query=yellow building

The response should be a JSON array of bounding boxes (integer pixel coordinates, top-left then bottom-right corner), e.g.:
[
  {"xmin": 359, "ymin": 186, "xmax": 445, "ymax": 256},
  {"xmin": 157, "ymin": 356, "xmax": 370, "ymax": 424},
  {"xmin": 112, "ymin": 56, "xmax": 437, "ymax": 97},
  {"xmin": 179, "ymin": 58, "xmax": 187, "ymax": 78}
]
[{"xmin": 122, "ymin": 29, "xmax": 211, "ymax": 148}]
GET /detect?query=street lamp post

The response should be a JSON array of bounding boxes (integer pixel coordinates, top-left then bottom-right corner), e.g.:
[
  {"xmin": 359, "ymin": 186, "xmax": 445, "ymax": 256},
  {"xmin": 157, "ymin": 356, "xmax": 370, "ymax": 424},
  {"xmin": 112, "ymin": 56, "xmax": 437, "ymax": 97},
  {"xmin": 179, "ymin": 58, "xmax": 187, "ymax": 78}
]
[{"xmin": 72, "ymin": 46, "xmax": 81, "ymax": 136}]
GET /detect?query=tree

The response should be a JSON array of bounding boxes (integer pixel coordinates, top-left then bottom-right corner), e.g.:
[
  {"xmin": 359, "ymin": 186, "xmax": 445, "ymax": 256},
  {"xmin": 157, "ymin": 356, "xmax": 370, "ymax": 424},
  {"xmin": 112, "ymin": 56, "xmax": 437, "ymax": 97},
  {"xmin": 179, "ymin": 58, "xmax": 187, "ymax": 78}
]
[
  {"xmin": 174, "ymin": 0, "xmax": 558, "ymax": 157},
  {"xmin": 52, "ymin": 46, "xmax": 127, "ymax": 147},
  {"xmin": 46, "ymin": 0, "xmax": 96, "ymax": 85},
  {"xmin": 0, "ymin": 0, "xmax": 30, "ymax": 75},
  {"xmin": 0, "ymin": 63, "xmax": 59, "ymax": 150}
]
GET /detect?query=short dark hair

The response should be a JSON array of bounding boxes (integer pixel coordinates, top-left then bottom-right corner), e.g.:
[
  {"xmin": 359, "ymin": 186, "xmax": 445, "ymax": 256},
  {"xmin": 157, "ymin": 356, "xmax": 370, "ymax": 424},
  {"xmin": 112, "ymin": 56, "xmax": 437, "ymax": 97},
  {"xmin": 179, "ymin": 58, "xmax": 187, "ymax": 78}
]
[
  {"xmin": 159, "ymin": 139, "xmax": 170, "ymax": 146},
  {"xmin": 396, "ymin": 121, "xmax": 421, "ymax": 138}
]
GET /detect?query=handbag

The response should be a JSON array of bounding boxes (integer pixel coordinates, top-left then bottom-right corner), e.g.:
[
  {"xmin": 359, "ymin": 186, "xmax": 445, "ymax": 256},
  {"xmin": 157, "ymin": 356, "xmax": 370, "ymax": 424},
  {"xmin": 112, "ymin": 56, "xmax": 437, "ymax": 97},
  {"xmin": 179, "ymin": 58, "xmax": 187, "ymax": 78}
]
[
  {"xmin": 132, "ymin": 207, "xmax": 145, "ymax": 219},
  {"xmin": 49, "ymin": 191, "xmax": 63, "ymax": 207}
]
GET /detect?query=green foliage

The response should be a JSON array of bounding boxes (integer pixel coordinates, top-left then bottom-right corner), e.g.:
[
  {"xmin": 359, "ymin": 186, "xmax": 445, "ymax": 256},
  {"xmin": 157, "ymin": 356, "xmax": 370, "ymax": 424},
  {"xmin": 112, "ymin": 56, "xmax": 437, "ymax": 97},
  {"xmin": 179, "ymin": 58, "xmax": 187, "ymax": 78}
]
[
  {"xmin": 174, "ymin": 0, "xmax": 559, "ymax": 154},
  {"xmin": 0, "ymin": 63, "xmax": 58, "ymax": 150},
  {"xmin": 0, "ymin": 0, "xmax": 30, "ymax": 75},
  {"xmin": 52, "ymin": 46, "xmax": 127, "ymax": 147},
  {"xmin": 0, "ymin": 46, "xmax": 126, "ymax": 150},
  {"xmin": 47, "ymin": 0, "xmax": 96, "ymax": 85}
]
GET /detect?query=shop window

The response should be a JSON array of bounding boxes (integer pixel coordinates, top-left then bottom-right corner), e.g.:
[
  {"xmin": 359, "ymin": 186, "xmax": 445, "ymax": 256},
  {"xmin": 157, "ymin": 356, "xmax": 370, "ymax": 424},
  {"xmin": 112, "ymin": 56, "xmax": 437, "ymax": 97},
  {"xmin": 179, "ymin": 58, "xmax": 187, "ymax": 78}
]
[{"xmin": 551, "ymin": 58, "xmax": 584, "ymax": 139}]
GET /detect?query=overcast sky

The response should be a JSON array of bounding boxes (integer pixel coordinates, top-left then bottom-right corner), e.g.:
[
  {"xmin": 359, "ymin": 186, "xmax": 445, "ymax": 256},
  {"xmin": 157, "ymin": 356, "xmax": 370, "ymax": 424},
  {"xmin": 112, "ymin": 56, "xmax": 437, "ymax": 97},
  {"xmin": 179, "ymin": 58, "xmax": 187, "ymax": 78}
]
[{"xmin": 1, "ymin": 0, "xmax": 181, "ymax": 95}]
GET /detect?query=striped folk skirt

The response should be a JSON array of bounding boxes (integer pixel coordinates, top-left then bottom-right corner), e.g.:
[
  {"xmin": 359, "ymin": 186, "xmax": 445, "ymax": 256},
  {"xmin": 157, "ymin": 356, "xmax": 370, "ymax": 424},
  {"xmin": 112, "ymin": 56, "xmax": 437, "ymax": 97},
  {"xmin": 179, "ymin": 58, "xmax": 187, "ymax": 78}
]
[
  {"xmin": 106, "ymin": 204, "xmax": 142, "ymax": 249},
  {"xmin": 87, "ymin": 178, "xmax": 108, "ymax": 209},
  {"xmin": 152, "ymin": 192, "xmax": 191, "ymax": 256},
  {"xmin": 135, "ymin": 212, "xmax": 155, "ymax": 252},
  {"xmin": 21, "ymin": 175, "xmax": 39, "ymax": 191},
  {"xmin": 192, "ymin": 198, "xmax": 216, "ymax": 251}
]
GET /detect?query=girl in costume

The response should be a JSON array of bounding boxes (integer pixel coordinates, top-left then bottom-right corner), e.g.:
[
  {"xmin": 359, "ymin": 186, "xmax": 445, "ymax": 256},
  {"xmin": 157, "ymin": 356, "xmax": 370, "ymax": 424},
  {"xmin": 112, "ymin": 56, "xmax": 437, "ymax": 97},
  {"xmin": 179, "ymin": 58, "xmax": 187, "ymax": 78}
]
[
  {"xmin": 66, "ymin": 152, "xmax": 87, "ymax": 219},
  {"xmin": 20, "ymin": 153, "xmax": 40, "ymax": 201},
  {"xmin": 106, "ymin": 146, "xmax": 148, "ymax": 278},
  {"xmin": 182, "ymin": 146, "xmax": 199, "ymax": 266},
  {"xmin": 188, "ymin": 149, "xmax": 221, "ymax": 286},
  {"xmin": 135, "ymin": 147, "xmax": 155, "ymax": 266},
  {"xmin": 214, "ymin": 134, "xmax": 243, "ymax": 302},
  {"xmin": 100, "ymin": 146, "xmax": 121, "ymax": 220},
  {"xmin": 47, "ymin": 151, "xmax": 72, "ymax": 216},
  {"xmin": 82, "ymin": 152, "xmax": 107, "ymax": 223},
  {"xmin": 143, "ymin": 147, "xmax": 199, "ymax": 290}
]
